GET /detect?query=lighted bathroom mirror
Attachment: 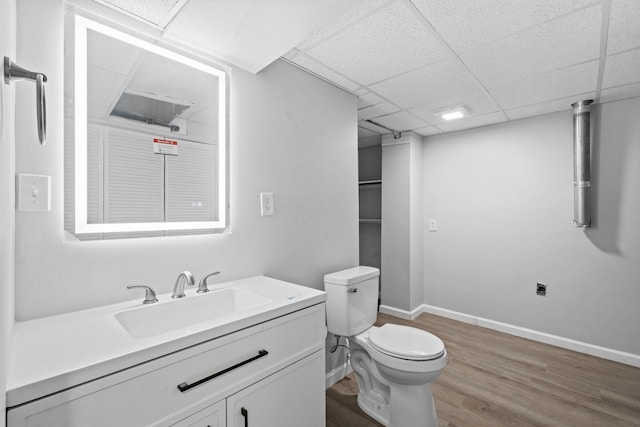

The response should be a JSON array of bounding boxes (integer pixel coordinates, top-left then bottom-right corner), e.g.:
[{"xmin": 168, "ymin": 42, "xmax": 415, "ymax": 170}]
[{"xmin": 65, "ymin": 15, "xmax": 228, "ymax": 237}]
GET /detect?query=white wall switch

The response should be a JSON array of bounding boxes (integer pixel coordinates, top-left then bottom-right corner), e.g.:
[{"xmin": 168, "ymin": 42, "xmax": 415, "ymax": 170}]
[
  {"xmin": 260, "ymin": 192, "xmax": 275, "ymax": 216},
  {"xmin": 429, "ymin": 219, "xmax": 438, "ymax": 231},
  {"xmin": 18, "ymin": 174, "xmax": 51, "ymax": 212}
]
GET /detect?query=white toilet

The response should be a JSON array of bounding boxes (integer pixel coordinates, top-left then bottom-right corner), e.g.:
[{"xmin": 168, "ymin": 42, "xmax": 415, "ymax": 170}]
[{"xmin": 324, "ymin": 266, "xmax": 447, "ymax": 427}]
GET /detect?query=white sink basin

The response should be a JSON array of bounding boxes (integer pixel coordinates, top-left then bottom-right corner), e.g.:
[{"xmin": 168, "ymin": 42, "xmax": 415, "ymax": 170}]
[{"xmin": 115, "ymin": 288, "xmax": 272, "ymax": 339}]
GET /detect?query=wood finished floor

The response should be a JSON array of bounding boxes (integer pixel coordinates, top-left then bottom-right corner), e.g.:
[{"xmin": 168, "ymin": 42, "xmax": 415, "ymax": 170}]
[{"xmin": 326, "ymin": 312, "xmax": 640, "ymax": 427}]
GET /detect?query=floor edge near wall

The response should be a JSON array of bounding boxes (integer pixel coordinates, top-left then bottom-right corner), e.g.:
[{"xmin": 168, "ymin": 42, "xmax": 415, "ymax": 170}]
[{"xmin": 378, "ymin": 303, "xmax": 640, "ymax": 368}]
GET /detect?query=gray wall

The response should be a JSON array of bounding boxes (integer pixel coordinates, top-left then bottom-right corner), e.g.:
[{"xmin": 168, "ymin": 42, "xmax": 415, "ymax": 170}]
[
  {"xmin": 1, "ymin": 1, "xmax": 16, "ymax": 425},
  {"xmin": 13, "ymin": 0, "xmax": 359, "ymax": 323},
  {"xmin": 422, "ymin": 97, "xmax": 640, "ymax": 356}
]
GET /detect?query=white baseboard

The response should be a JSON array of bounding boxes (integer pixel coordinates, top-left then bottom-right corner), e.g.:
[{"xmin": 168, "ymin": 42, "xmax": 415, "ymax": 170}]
[
  {"xmin": 379, "ymin": 304, "xmax": 423, "ymax": 320},
  {"xmin": 325, "ymin": 361, "xmax": 353, "ymax": 389},
  {"xmin": 415, "ymin": 304, "xmax": 640, "ymax": 368}
]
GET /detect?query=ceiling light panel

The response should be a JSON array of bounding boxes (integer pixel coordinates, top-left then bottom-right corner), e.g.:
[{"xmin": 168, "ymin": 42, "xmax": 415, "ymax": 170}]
[
  {"xmin": 601, "ymin": 49, "xmax": 640, "ymax": 89},
  {"xmin": 410, "ymin": 0, "xmax": 594, "ymax": 52},
  {"xmin": 410, "ymin": 90, "xmax": 499, "ymax": 125},
  {"xmin": 306, "ymin": 0, "xmax": 451, "ymax": 85},
  {"xmin": 96, "ymin": 0, "xmax": 187, "ymax": 27},
  {"xmin": 436, "ymin": 112, "xmax": 504, "ymax": 133},
  {"xmin": 460, "ymin": 5, "xmax": 602, "ymax": 89},
  {"xmin": 488, "ymin": 60, "xmax": 599, "ymax": 110},
  {"xmin": 606, "ymin": 0, "xmax": 640, "ymax": 55},
  {"xmin": 370, "ymin": 58, "xmax": 482, "ymax": 109}
]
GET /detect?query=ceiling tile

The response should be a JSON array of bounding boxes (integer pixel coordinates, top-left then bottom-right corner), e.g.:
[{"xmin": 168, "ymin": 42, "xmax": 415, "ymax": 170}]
[
  {"xmin": 409, "ymin": 90, "xmax": 499, "ymax": 125},
  {"xmin": 370, "ymin": 58, "xmax": 481, "ymax": 109},
  {"xmin": 98, "ymin": 0, "xmax": 187, "ymax": 27},
  {"xmin": 410, "ymin": 0, "xmax": 593, "ymax": 52},
  {"xmin": 357, "ymin": 102, "xmax": 401, "ymax": 120},
  {"xmin": 505, "ymin": 92, "xmax": 595, "ymax": 121},
  {"xmin": 436, "ymin": 112, "xmax": 505, "ymax": 133},
  {"xmin": 413, "ymin": 126, "xmax": 442, "ymax": 137},
  {"xmin": 287, "ymin": 53, "xmax": 361, "ymax": 91},
  {"xmin": 460, "ymin": 5, "xmax": 602, "ymax": 88},
  {"xmin": 373, "ymin": 111, "xmax": 428, "ymax": 131},
  {"xmin": 488, "ymin": 60, "xmax": 599, "ymax": 110},
  {"xmin": 359, "ymin": 120, "xmax": 392, "ymax": 134},
  {"xmin": 600, "ymin": 82, "xmax": 640, "ymax": 103},
  {"xmin": 297, "ymin": 0, "xmax": 393, "ymax": 50},
  {"xmin": 358, "ymin": 126, "xmax": 380, "ymax": 139},
  {"xmin": 358, "ymin": 92, "xmax": 385, "ymax": 109},
  {"xmin": 607, "ymin": 0, "xmax": 640, "ymax": 55},
  {"xmin": 602, "ymin": 49, "xmax": 640, "ymax": 89},
  {"xmin": 306, "ymin": 0, "xmax": 451, "ymax": 85}
]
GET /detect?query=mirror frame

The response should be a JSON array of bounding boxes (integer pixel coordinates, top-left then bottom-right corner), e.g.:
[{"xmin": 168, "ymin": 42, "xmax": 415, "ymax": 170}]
[{"xmin": 73, "ymin": 15, "xmax": 227, "ymax": 234}]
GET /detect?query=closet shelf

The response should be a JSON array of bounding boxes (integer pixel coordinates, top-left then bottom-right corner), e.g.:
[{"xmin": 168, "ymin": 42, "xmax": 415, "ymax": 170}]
[{"xmin": 358, "ymin": 180, "xmax": 382, "ymax": 186}]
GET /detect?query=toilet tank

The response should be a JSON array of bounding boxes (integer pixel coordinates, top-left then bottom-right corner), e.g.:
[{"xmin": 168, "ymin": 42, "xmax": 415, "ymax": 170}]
[{"xmin": 324, "ymin": 266, "xmax": 380, "ymax": 336}]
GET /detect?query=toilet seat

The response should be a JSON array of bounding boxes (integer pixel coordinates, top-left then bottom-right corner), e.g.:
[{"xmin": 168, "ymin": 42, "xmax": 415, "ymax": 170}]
[{"xmin": 368, "ymin": 324, "xmax": 445, "ymax": 361}]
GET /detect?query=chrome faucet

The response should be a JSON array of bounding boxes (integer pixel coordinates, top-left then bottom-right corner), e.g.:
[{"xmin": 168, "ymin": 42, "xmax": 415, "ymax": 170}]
[
  {"xmin": 197, "ymin": 271, "xmax": 220, "ymax": 293},
  {"xmin": 172, "ymin": 271, "xmax": 195, "ymax": 298},
  {"xmin": 126, "ymin": 284, "xmax": 158, "ymax": 304}
]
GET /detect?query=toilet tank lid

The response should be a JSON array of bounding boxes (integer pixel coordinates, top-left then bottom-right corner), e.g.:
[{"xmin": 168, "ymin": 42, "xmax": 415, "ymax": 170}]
[{"xmin": 324, "ymin": 266, "xmax": 380, "ymax": 286}]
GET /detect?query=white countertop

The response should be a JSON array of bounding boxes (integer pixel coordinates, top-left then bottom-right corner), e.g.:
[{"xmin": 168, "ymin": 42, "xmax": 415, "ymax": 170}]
[{"xmin": 6, "ymin": 276, "xmax": 326, "ymax": 407}]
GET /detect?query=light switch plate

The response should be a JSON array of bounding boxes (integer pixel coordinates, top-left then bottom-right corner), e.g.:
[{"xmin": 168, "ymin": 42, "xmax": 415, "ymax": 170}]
[
  {"xmin": 260, "ymin": 192, "xmax": 274, "ymax": 216},
  {"xmin": 17, "ymin": 174, "xmax": 51, "ymax": 212}
]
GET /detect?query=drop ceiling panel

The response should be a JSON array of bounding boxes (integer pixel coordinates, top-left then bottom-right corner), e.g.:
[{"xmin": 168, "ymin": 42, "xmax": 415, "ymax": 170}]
[
  {"xmin": 358, "ymin": 126, "xmax": 380, "ymax": 139},
  {"xmin": 602, "ymin": 49, "xmax": 640, "ymax": 89},
  {"xmin": 163, "ymin": 0, "xmax": 360, "ymax": 73},
  {"xmin": 305, "ymin": 0, "xmax": 451, "ymax": 85},
  {"xmin": 488, "ymin": 60, "xmax": 599, "ymax": 110},
  {"xmin": 286, "ymin": 52, "xmax": 361, "ymax": 91},
  {"xmin": 359, "ymin": 120, "xmax": 392, "ymax": 134},
  {"xmin": 505, "ymin": 92, "xmax": 595, "ymax": 121},
  {"xmin": 370, "ymin": 58, "xmax": 482, "ymax": 109},
  {"xmin": 373, "ymin": 111, "xmax": 428, "ymax": 131},
  {"xmin": 436, "ymin": 111, "xmax": 505, "ymax": 133},
  {"xmin": 606, "ymin": 0, "xmax": 640, "ymax": 55},
  {"xmin": 600, "ymin": 82, "xmax": 640, "ymax": 103},
  {"xmin": 358, "ymin": 102, "xmax": 401, "ymax": 120},
  {"xmin": 413, "ymin": 126, "xmax": 441, "ymax": 137},
  {"xmin": 460, "ymin": 5, "xmax": 602, "ymax": 89},
  {"xmin": 358, "ymin": 92, "xmax": 385, "ymax": 109},
  {"xmin": 96, "ymin": 0, "xmax": 187, "ymax": 27},
  {"xmin": 409, "ymin": 90, "xmax": 500, "ymax": 125},
  {"xmin": 296, "ymin": 0, "xmax": 393, "ymax": 50},
  {"xmin": 410, "ymin": 0, "xmax": 593, "ymax": 52}
]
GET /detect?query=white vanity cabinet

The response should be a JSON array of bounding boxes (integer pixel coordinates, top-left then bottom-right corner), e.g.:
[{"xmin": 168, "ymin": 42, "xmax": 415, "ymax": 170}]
[{"xmin": 7, "ymin": 303, "xmax": 326, "ymax": 427}]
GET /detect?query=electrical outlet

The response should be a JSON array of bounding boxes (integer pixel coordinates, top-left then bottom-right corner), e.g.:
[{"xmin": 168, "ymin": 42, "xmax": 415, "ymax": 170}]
[
  {"xmin": 260, "ymin": 192, "xmax": 274, "ymax": 216},
  {"xmin": 17, "ymin": 174, "xmax": 51, "ymax": 212},
  {"xmin": 536, "ymin": 283, "xmax": 547, "ymax": 296},
  {"xmin": 429, "ymin": 219, "xmax": 438, "ymax": 231}
]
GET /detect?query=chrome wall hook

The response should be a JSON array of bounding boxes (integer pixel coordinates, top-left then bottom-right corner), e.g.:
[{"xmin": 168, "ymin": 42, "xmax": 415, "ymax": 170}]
[{"xmin": 4, "ymin": 56, "xmax": 47, "ymax": 145}]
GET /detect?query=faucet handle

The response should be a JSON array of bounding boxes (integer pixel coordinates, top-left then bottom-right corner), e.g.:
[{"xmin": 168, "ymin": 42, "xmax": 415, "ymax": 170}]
[
  {"xmin": 197, "ymin": 271, "xmax": 220, "ymax": 293},
  {"xmin": 127, "ymin": 284, "xmax": 158, "ymax": 304}
]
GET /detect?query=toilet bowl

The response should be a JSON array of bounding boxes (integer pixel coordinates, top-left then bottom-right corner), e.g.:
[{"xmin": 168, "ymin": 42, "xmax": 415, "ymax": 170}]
[{"xmin": 324, "ymin": 266, "xmax": 447, "ymax": 427}]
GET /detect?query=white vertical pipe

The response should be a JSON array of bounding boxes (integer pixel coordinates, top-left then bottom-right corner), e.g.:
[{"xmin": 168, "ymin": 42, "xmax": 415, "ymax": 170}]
[{"xmin": 571, "ymin": 100, "xmax": 593, "ymax": 228}]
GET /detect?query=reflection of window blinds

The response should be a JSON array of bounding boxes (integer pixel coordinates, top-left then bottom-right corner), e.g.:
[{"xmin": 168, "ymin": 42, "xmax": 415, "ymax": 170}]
[
  {"xmin": 104, "ymin": 128, "xmax": 164, "ymax": 224},
  {"xmin": 87, "ymin": 123, "xmax": 102, "ymax": 224},
  {"xmin": 165, "ymin": 140, "xmax": 217, "ymax": 222}
]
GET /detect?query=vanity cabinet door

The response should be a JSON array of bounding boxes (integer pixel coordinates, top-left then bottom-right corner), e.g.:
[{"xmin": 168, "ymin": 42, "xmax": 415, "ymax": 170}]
[
  {"xmin": 226, "ymin": 351, "xmax": 325, "ymax": 427},
  {"xmin": 171, "ymin": 400, "xmax": 225, "ymax": 427}
]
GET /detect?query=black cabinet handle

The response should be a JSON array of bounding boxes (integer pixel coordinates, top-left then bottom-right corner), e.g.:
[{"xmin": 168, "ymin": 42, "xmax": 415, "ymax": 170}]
[
  {"xmin": 177, "ymin": 350, "xmax": 268, "ymax": 392},
  {"xmin": 241, "ymin": 407, "xmax": 248, "ymax": 427}
]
